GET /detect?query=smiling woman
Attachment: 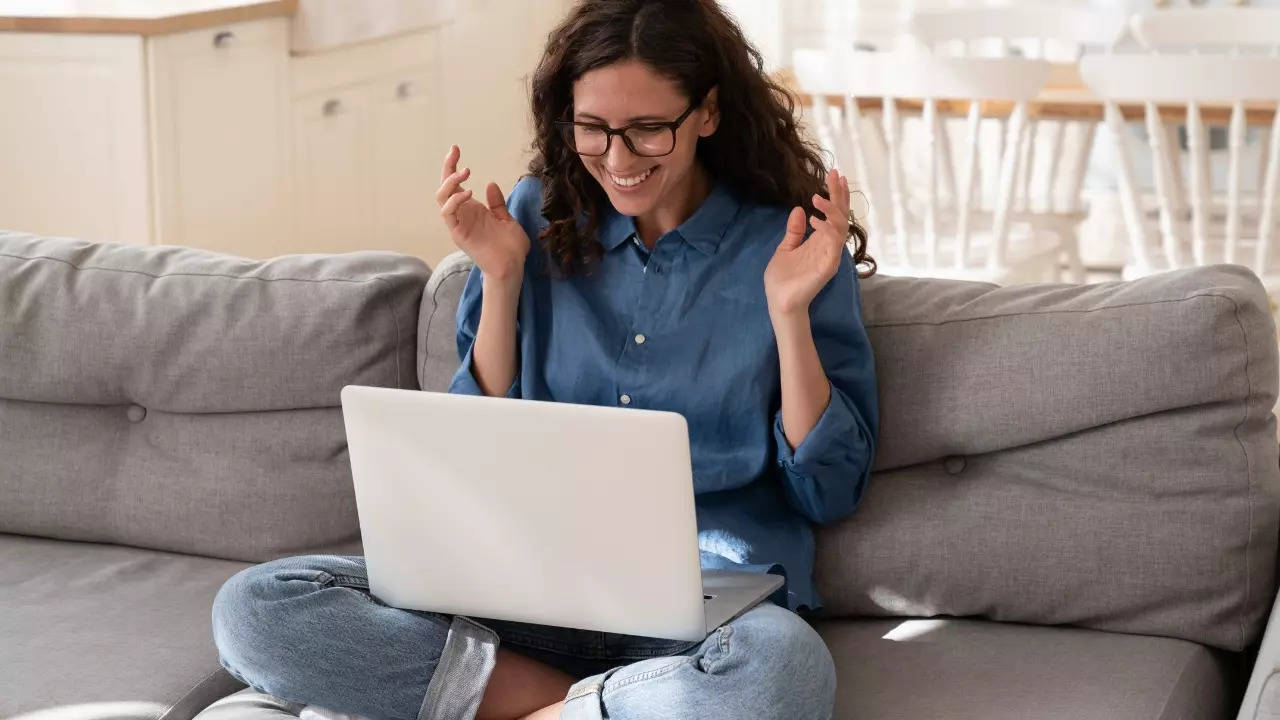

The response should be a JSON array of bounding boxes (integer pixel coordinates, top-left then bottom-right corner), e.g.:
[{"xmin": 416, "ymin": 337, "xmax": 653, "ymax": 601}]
[{"xmin": 209, "ymin": 2, "xmax": 880, "ymax": 720}]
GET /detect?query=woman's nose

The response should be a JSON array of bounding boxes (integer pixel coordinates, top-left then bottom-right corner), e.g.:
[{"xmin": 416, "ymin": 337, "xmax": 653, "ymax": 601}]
[{"xmin": 605, "ymin": 134, "xmax": 637, "ymax": 169}]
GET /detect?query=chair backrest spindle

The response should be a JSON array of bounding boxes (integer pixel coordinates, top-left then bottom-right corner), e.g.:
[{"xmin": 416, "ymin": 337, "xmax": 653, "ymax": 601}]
[
  {"xmin": 793, "ymin": 49, "xmax": 1052, "ymax": 281},
  {"xmin": 1080, "ymin": 53, "xmax": 1280, "ymax": 276}
]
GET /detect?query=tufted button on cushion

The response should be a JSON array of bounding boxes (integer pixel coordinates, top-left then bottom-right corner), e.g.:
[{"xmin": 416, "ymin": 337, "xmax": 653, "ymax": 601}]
[
  {"xmin": 126, "ymin": 404, "xmax": 147, "ymax": 423},
  {"xmin": 943, "ymin": 455, "xmax": 966, "ymax": 475}
]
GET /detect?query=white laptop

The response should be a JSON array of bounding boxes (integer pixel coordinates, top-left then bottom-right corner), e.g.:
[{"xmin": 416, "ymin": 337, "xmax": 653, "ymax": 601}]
[{"xmin": 339, "ymin": 384, "xmax": 783, "ymax": 642}]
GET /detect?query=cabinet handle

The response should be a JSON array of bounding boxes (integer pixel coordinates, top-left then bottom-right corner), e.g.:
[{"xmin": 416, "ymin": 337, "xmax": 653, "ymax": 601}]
[
  {"xmin": 213, "ymin": 31, "xmax": 236, "ymax": 48},
  {"xmin": 323, "ymin": 99, "xmax": 343, "ymax": 116},
  {"xmin": 396, "ymin": 81, "xmax": 415, "ymax": 99}
]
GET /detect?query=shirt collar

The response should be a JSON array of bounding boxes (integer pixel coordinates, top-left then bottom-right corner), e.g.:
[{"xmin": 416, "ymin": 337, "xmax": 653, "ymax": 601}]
[{"xmin": 598, "ymin": 179, "xmax": 741, "ymax": 255}]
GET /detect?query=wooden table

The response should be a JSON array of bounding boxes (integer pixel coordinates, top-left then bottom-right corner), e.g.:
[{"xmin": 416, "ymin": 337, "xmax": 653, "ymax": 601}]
[{"xmin": 780, "ymin": 63, "xmax": 1279, "ymax": 126}]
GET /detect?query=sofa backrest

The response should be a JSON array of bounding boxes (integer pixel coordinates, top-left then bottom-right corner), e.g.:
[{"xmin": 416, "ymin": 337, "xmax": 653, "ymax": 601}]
[
  {"xmin": 0, "ymin": 232, "xmax": 429, "ymax": 562},
  {"xmin": 420, "ymin": 251, "xmax": 1280, "ymax": 652},
  {"xmin": 418, "ymin": 251, "xmax": 474, "ymax": 392},
  {"xmin": 820, "ymin": 265, "xmax": 1280, "ymax": 652}
]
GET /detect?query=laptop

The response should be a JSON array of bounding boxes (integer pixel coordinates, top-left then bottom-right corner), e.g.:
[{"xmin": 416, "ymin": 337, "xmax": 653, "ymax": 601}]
[{"xmin": 339, "ymin": 384, "xmax": 783, "ymax": 642}]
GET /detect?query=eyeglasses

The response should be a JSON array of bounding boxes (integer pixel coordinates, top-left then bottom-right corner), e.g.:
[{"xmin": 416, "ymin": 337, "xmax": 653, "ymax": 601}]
[{"xmin": 555, "ymin": 100, "xmax": 702, "ymax": 158}]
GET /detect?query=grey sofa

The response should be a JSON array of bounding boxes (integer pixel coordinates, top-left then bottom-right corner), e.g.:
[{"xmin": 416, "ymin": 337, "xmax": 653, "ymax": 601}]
[{"xmin": 3, "ymin": 229, "xmax": 1280, "ymax": 720}]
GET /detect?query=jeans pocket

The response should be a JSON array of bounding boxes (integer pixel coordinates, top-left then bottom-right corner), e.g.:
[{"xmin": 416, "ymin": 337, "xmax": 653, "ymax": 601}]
[
  {"xmin": 270, "ymin": 568, "xmax": 392, "ymax": 610},
  {"xmin": 273, "ymin": 568, "xmax": 336, "ymax": 585}
]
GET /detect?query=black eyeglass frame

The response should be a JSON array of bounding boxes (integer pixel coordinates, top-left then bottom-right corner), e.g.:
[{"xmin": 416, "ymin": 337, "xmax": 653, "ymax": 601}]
[{"xmin": 554, "ymin": 97, "xmax": 705, "ymax": 158}]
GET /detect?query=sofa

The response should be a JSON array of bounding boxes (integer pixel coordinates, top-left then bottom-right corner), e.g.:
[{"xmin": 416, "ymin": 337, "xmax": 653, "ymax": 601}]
[{"xmin": 3, "ymin": 229, "xmax": 1280, "ymax": 720}]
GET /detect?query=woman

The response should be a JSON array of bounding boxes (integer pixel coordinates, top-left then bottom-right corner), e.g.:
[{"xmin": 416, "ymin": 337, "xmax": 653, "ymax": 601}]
[{"xmin": 211, "ymin": 1, "xmax": 878, "ymax": 719}]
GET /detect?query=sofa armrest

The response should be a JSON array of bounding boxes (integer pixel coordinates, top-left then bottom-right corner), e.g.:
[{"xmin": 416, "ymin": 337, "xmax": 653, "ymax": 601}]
[
  {"xmin": 193, "ymin": 687, "xmax": 305, "ymax": 720},
  {"xmin": 1239, "ymin": 589, "xmax": 1280, "ymax": 719}
]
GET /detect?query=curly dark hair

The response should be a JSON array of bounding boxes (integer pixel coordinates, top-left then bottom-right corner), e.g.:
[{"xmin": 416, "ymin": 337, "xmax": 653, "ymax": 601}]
[{"xmin": 527, "ymin": 0, "xmax": 874, "ymax": 278}]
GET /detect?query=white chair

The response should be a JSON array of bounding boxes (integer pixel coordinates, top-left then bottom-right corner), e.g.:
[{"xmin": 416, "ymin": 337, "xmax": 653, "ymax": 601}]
[
  {"xmin": 794, "ymin": 48, "xmax": 1059, "ymax": 284},
  {"xmin": 1078, "ymin": 53, "xmax": 1280, "ymax": 292},
  {"xmin": 1132, "ymin": 8, "xmax": 1280, "ymax": 222},
  {"xmin": 904, "ymin": 7, "xmax": 1132, "ymax": 283}
]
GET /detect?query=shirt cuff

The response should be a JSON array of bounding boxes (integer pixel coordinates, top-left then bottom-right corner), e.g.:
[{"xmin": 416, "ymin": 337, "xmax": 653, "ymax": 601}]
[
  {"xmin": 448, "ymin": 344, "xmax": 520, "ymax": 398},
  {"xmin": 773, "ymin": 380, "xmax": 859, "ymax": 474}
]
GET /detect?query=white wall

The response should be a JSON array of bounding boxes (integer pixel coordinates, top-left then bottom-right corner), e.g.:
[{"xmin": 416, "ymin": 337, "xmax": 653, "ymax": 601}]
[{"xmin": 439, "ymin": 0, "xmax": 573, "ymax": 200}]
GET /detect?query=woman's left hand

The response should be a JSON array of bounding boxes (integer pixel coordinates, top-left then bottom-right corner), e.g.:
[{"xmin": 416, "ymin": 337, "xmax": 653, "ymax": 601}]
[{"xmin": 764, "ymin": 169, "xmax": 851, "ymax": 318}]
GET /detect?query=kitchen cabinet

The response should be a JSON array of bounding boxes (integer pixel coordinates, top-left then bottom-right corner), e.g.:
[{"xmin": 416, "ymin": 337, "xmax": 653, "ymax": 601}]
[
  {"xmin": 149, "ymin": 19, "xmax": 292, "ymax": 255},
  {"xmin": 289, "ymin": 29, "xmax": 442, "ymax": 259},
  {"xmin": 0, "ymin": 33, "xmax": 151, "ymax": 244},
  {"xmin": 0, "ymin": 0, "xmax": 576, "ymax": 266},
  {"xmin": 0, "ymin": 17, "xmax": 295, "ymax": 254},
  {"xmin": 0, "ymin": 11, "xmax": 447, "ymax": 261}
]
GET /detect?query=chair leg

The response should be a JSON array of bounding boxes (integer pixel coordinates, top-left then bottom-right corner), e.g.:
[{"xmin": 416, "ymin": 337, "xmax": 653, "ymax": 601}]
[{"xmin": 1063, "ymin": 230, "xmax": 1086, "ymax": 283}]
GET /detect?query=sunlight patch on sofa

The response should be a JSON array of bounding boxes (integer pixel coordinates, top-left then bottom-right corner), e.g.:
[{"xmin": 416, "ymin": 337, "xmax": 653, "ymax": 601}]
[{"xmin": 882, "ymin": 619, "xmax": 952, "ymax": 643}]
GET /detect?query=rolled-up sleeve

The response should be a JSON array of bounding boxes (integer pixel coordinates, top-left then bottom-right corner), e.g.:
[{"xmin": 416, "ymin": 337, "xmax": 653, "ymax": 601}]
[
  {"xmin": 772, "ymin": 248, "xmax": 879, "ymax": 525},
  {"xmin": 447, "ymin": 177, "xmax": 543, "ymax": 399},
  {"xmin": 447, "ymin": 266, "xmax": 522, "ymax": 398}
]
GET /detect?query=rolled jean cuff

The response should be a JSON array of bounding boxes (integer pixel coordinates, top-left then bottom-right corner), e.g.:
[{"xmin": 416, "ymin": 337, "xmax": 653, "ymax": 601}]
[
  {"xmin": 561, "ymin": 666, "xmax": 626, "ymax": 720},
  {"xmin": 417, "ymin": 616, "xmax": 499, "ymax": 720}
]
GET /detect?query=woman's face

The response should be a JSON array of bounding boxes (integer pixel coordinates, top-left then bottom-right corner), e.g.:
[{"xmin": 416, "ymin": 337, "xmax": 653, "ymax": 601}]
[{"xmin": 570, "ymin": 59, "xmax": 718, "ymax": 219}]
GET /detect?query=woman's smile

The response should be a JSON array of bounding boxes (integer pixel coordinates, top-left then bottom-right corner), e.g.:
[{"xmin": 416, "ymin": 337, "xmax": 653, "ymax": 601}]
[{"xmin": 606, "ymin": 165, "xmax": 659, "ymax": 192}]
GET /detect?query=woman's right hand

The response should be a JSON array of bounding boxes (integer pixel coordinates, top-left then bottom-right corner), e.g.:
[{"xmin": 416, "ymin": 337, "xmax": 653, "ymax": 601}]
[{"xmin": 436, "ymin": 145, "xmax": 531, "ymax": 284}]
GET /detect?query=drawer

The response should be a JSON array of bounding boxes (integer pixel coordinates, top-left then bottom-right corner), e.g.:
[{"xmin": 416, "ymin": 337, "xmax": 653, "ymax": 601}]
[
  {"xmin": 291, "ymin": 0, "xmax": 456, "ymax": 54},
  {"xmin": 291, "ymin": 28, "xmax": 438, "ymax": 98},
  {"xmin": 146, "ymin": 16, "xmax": 289, "ymax": 60}
]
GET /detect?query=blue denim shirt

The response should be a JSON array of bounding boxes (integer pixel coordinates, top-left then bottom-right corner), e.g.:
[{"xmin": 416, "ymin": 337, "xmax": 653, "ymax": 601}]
[{"xmin": 448, "ymin": 175, "xmax": 878, "ymax": 613}]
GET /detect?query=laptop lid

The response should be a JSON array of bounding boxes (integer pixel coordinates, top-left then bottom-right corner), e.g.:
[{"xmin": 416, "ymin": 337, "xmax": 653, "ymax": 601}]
[{"xmin": 339, "ymin": 385, "xmax": 709, "ymax": 641}]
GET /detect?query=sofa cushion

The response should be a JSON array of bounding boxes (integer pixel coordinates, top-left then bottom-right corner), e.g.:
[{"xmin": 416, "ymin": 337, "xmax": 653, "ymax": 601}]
[
  {"xmin": 816, "ymin": 617, "xmax": 1240, "ymax": 719},
  {"xmin": 0, "ymin": 232, "xmax": 430, "ymax": 561},
  {"xmin": 187, "ymin": 619, "xmax": 1241, "ymax": 720},
  {"xmin": 0, "ymin": 533, "xmax": 251, "ymax": 720},
  {"xmin": 813, "ymin": 264, "xmax": 1280, "ymax": 651}
]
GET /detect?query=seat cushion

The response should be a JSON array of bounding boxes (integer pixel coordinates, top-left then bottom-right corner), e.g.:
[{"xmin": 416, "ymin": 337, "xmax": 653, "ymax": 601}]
[
  {"xmin": 0, "ymin": 533, "xmax": 252, "ymax": 720},
  {"xmin": 816, "ymin": 617, "xmax": 1241, "ymax": 720},
  {"xmin": 190, "ymin": 617, "xmax": 1242, "ymax": 720}
]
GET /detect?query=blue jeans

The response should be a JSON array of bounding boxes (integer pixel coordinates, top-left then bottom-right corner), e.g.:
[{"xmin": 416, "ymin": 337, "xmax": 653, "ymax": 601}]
[{"xmin": 211, "ymin": 555, "xmax": 836, "ymax": 720}]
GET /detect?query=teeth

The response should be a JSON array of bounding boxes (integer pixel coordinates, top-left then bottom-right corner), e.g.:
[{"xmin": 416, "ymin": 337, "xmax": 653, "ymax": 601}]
[{"xmin": 610, "ymin": 167, "xmax": 654, "ymax": 187}]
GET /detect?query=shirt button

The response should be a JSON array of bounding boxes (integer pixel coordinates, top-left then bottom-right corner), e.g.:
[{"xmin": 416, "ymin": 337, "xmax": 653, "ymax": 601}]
[
  {"xmin": 634, "ymin": 334, "xmax": 646, "ymax": 345},
  {"xmin": 620, "ymin": 394, "xmax": 632, "ymax": 405}
]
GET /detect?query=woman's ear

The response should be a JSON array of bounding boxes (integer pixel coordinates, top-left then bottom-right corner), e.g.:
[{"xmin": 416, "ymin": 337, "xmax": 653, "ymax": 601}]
[{"xmin": 698, "ymin": 86, "xmax": 720, "ymax": 137}]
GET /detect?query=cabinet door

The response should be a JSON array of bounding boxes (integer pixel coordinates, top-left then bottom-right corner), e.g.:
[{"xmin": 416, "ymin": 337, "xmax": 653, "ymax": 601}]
[
  {"xmin": 149, "ymin": 18, "xmax": 292, "ymax": 255},
  {"xmin": 291, "ymin": 85, "xmax": 374, "ymax": 254},
  {"xmin": 370, "ymin": 65, "xmax": 446, "ymax": 262},
  {"xmin": 0, "ymin": 33, "xmax": 150, "ymax": 243}
]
